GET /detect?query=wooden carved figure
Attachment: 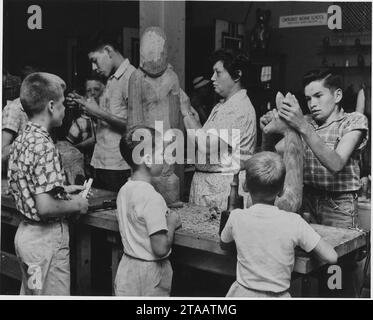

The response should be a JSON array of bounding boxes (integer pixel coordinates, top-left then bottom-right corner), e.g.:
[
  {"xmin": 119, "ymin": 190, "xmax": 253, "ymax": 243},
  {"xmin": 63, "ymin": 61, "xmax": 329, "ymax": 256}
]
[{"xmin": 128, "ymin": 27, "xmax": 182, "ymax": 204}]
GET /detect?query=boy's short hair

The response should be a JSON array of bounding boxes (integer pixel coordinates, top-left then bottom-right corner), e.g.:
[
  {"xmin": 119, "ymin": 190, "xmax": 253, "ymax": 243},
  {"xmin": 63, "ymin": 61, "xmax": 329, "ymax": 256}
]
[
  {"xmin": 87, "ymin": 33, "xmax": 122, "ymax": 54},
  {"xmin": 245, "ymin": 151, "xmax": 286, "ymax": 197},
  {"xmin": 119, "ymin": 126, "xmax": 157, "ymax": 170},
  {"xmin": 302, "ymin": 69, "xmax": 342, "ymax": 92},
  {"xmin": 20, "ymin": 72, "xmax": 66, "ymax": 118},
  {"xmin": 85, "ymin": 73, "xmax": 106, "ymax": 85}
]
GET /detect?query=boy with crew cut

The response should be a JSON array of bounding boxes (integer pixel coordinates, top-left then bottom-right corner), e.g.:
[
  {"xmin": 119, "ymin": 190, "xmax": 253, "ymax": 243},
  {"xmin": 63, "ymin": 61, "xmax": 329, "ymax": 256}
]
[
  {"xmin": 114, "ymin": 125, "xmax": 181, "ymax": 296},
  {"xmin": 220, "ymin": 151, "xmax": 338, "ymax": 297},
  {"xmin": 8, "ymin": 72, "xmax": 89, "ymax": 295}
]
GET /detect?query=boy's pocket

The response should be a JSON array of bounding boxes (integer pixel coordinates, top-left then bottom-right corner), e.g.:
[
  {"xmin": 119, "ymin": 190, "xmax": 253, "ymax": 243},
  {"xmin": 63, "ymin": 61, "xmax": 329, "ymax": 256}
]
[
  {"xmin": 327, "ymin": 194, "xmax": 357, "ymax": 217},
  {"xmin": 149, "ymin": 260, "xmax": 172, "ymax": 296}
]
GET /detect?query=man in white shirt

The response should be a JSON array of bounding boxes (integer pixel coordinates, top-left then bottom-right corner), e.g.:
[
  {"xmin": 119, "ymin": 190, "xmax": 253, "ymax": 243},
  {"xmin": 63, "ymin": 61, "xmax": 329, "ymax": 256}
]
[{"xmin": 70, "ymin": 36, "xmax": 136, "ymax": 192}]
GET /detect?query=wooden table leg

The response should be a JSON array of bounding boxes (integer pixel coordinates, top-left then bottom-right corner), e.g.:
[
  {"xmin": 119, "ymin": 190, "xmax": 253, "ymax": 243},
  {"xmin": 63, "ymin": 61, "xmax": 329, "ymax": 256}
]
[
  {"xmin": 301, "ymin": 275, "xmax": 312, "ymax": 297},
  {"xmin": 75, "ymin": 224, "xmax": 92, "ymax": 295}
]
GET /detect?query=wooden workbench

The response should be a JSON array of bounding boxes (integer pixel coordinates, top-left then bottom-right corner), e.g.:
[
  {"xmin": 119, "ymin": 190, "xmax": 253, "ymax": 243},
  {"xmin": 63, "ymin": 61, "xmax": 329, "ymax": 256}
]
[{"xmin": 1, "ymin": 184, "xmax": 368, "ymax": 296}]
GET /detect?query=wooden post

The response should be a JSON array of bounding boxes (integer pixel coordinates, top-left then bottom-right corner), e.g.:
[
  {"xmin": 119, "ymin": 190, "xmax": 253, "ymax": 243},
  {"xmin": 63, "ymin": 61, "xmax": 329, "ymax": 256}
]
[
  {"xmin": 139, "ymin": 2, "xmax": 186, "ymax": 201},
  {"xmin": 139, "ymin": 1, "xmax": 185, "ymax": 89}
]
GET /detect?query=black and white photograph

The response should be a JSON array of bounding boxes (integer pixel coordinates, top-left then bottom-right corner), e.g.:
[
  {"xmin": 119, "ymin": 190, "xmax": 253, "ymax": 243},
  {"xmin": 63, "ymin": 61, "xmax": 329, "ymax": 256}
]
[{"xmin": 0, "ymin": 0, "xmax": 371, "ymax": 304}]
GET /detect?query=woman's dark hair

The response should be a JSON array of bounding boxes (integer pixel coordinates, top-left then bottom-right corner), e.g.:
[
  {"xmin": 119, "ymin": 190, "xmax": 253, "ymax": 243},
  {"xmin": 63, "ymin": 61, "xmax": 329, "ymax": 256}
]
[
  {"xmin": 210, "ymin": 49, "xmax": 252, "ymax": 88},
  {"xmin": 302, "ymin": 69, "xmax": 342, "ymax": 92}
]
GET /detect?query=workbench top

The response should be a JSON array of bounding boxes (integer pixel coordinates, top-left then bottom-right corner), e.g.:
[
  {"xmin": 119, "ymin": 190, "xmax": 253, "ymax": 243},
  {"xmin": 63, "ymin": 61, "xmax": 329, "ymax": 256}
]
[{"xmin": 1, "ymin": 182, "xmax": 368, "ymax": 275}]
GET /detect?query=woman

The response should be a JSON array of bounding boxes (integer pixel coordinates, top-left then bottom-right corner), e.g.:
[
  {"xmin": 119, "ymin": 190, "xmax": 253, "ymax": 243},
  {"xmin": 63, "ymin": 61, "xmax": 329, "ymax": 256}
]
[{"xmin": 182, "ymin": 49, "xmax": 257, "ymax": 210}]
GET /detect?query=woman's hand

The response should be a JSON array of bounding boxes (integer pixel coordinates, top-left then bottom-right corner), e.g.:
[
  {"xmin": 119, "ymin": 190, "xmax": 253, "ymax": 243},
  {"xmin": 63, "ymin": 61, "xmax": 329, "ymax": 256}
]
[
  {"xmin": 180, "ymin": 94, "xmax": 193, "ymax": 117},
  {"xmin": 190, "ymin": 106, "xmax": 201, "ymax": 123},
  {"xmin": 278, "ymin": 93, "xmax": 308, "ymax": 134}
]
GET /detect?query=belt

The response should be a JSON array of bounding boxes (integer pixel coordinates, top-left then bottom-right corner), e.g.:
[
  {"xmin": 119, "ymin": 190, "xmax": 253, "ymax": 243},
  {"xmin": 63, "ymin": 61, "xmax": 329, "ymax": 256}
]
[
  {"xmin": 304, "ymin": 185, "xmax": 358, "ymax": 197},
  {"xmin": 195, "ymin": 168, "xmax": 225, "ymax": 174},
  {"xmin": 19, "ymin": 213, "xmax": 65, "ymax": 225},
  {"xmin": 195, "ymin": 168, "xmax": 240, "ymax": 174},
  {"xmin": 237, "ymin": 281, "xmax": 289, "ymax": 296},
  {"xmin": 124, "ymin": 253, "xmax": 169, "ymax": 263}
]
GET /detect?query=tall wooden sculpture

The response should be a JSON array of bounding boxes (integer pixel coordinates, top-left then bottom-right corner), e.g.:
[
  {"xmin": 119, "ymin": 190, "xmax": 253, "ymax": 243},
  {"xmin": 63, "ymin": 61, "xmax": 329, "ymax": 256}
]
[{"xmin": 128, "ymin": 27, "xmax": 182, "ymax": 204}]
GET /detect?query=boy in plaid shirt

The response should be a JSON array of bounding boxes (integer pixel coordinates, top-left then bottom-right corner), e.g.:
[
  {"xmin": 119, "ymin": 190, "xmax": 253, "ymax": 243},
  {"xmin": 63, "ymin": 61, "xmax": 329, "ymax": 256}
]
[
  {"xmin": 275, "ymin": 70, "xmax": 368, "ymax": 229},
  {"xmin": 271, "ymin": 70, "xmax": 368, "ymax": 297}
]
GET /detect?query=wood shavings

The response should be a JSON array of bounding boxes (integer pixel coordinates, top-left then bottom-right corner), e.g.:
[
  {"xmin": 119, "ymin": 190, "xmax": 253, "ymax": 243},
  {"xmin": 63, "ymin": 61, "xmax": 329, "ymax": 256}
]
[{"xmin": 171, "ymin": 203, "xmax": 220, "ymax": 241}]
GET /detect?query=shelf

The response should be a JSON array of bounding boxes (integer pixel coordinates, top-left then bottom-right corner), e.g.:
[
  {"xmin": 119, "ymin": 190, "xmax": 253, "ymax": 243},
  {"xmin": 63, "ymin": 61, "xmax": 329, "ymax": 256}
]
[
  {"xmin": 317, "ymin": 66, "xmax": 371, "ymax": 72},
  {"xmin": 318, "ymin": 44, "xmax": 371, "ymax": 55}
]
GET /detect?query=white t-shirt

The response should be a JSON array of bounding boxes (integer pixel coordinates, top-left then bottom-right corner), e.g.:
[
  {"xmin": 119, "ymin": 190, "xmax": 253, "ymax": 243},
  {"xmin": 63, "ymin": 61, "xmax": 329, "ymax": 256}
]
[
  {"xmin": 116, "ymin": 180, "xmax": 170, "ymax": 261},
  {"xmin": 221, "ymin": 203, "xmax": 321, "ymax": 293}
]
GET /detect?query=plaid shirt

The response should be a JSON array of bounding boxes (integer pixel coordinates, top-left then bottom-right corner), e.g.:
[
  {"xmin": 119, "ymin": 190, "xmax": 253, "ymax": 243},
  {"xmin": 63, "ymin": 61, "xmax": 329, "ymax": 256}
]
[
  {"xmin": 303, "ymin": 110, "xmax": 369, "ymax": 192},
  {"xmin": 2, "ymin": 74, "xmax": 21, "ymax": 105},
  {"xmin": 8, "ymin": 122, "xmax": 66, "ymax": 221},
  {"xmin": 2, "ymin": 98, "xmax": 28, "ymax": 136},
  {"xmin": 66, "ymin": 114, "xmax": 96, "ymax": 145}
]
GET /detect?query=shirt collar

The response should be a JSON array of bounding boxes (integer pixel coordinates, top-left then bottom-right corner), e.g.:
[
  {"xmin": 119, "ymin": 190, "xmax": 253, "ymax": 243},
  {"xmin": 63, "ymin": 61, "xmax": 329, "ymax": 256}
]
[
  {"xmin": 220, "ymin": 89, "xmax": 247, "ymax": 107},
  {"xmin": 26, "ymin": 121, "xmax": 51, "ymax": 139},
  {"xmin": 110, "ymin": 59, "xmax": 130, "ymax": 80},
  {"xmin": 12, "ymin": 98, "xmax": 24, "ymax": 112},
  {"xmin": 250, "ymin": 203, "xmax": 279, "ymax": 213},
  {"xmin": 310, "ymin": 108, "xmax": 346, "ymax": 130}
]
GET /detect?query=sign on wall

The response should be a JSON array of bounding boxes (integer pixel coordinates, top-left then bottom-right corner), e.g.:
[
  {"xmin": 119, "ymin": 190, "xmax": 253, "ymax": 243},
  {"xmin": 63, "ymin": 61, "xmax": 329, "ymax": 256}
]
[{"xmin": 279, "ymin": 13, "xmax": 328, "ymax": 28}]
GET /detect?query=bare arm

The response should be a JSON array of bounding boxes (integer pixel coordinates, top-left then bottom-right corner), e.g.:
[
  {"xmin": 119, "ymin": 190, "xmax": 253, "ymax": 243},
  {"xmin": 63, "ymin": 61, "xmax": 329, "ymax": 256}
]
[
  {"xmin": 150, "ymin": 211, "xmax": 180, "ymax": 258},
  {"xmin": 34, "ymin": 192, "xmax": 88, "ymax": 219},
  {"xmin": 356, "ymin": 88, "xmax": 365, "ymax": 114},
  {"xmin": 279, "ymin": 94, "xmax": 365, "ymax": 174},
  {"xmin": 311, "ymin": 238, "xmax": 338, "ymax": 264},
  {"xmin": 88, "ymin": 107, "xmax": 127, "ymax": 133},
  {"xmin": 301, "ymin": 124, "xmax": 363, "ymax": 174},
  {"xmin": 2, "ymin": 129, "xmax": 16, "ymax": 162},
  {"xmin": 70, "ymin": 95, "xmax": 127, "ymax": 133},
  {"xmin": 220, "ymin": 239, "xmax": 236, "ymax": 253},
  {"xmin": 182, "ymin": 94, "xmax": 226, "ymax": 157}
]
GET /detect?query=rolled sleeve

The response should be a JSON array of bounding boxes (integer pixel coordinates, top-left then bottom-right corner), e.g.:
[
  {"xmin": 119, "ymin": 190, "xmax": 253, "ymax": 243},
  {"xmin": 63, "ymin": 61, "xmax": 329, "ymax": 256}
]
[
  {"xmin": 297, "ymin": 216, "xmax": 321, "ymax": 253},
  {"xmin": 343, "ymin": 112, "xmax": 369, "ymax": 151}
]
